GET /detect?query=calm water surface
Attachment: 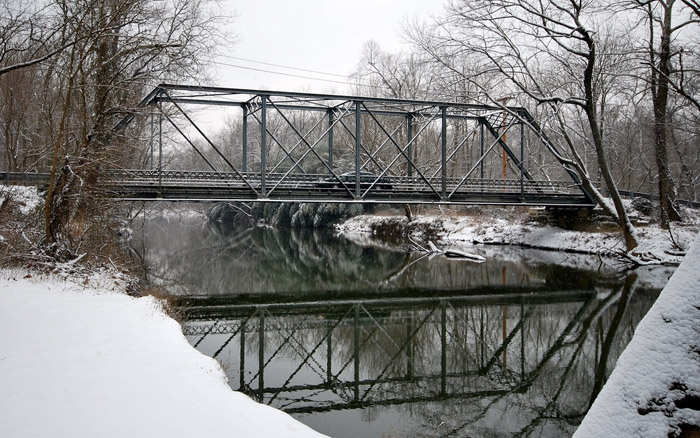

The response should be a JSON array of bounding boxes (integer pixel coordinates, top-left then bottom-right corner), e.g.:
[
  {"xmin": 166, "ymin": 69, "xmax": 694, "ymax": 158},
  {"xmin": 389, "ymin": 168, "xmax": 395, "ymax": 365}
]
[{"xmin": 131, "ymin": 213, "xmax": 674, "ymax": 438}]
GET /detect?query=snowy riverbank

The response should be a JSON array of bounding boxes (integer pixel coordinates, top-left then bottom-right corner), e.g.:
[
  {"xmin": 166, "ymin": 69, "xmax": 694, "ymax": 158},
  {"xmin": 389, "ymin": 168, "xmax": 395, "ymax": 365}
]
[
  {"xmin": 574, "ymin": 233, "xmax": 700, "ymax": 437},
  {"xmin": 337, "ymin": 210, "xmax": 699, "ymax": 264},
  {"xmin": 0, "ymin": 270, "xmax": 326, "ymax": 438}
]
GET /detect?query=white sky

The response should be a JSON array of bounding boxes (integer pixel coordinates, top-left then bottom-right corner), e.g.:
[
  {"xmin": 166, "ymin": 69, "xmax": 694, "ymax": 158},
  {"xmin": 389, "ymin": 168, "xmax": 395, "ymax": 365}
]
[{"xmin": 213, "ymin": 0, "xmax": 446, "ymax": 93}]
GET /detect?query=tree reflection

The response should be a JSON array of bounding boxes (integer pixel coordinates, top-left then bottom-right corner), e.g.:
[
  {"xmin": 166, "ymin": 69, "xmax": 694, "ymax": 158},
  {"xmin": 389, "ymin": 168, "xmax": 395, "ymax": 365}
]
[{"xmin": 131, "ymin": 216, "xmax": 609, "ymax": 300}]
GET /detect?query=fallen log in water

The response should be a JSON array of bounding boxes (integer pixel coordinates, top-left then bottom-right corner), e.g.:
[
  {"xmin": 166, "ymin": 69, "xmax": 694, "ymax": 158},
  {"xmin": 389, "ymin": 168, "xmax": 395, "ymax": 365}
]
[
  {"xmin": 443, "ymin": 249, "xmax": 486, "ymax": 262},
  {"xmin": 427, "ymin": 241, "xmax": 486, "ymax": 263}
]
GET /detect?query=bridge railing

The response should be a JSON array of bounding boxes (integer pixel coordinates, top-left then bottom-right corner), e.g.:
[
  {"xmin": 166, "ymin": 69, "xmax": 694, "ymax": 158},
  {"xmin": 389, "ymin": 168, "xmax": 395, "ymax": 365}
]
[
  {"xmin": 2, "ymin": 172, "xmax": 50, "ymax": 186},
  {"xmin": 102, "ymin": 169, "xmax": 582, "ymax": 197}
]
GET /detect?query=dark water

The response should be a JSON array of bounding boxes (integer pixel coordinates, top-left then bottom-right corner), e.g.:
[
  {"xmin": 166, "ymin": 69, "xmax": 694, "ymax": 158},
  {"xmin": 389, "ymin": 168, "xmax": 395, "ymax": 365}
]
[{"xmin": 131, "ymin": 213, "xmax": 674, "ymax": 438}]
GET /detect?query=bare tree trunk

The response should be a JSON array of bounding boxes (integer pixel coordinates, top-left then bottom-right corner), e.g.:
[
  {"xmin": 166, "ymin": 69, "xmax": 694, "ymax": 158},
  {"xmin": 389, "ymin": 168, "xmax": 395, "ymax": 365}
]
[
  {"xmin": 580, "ymin": 29, "xmax": 638, "ymax": 250},
  {"xmin": 648, "ymin": 1, "xmax": 683, "ymax": 228},
  {"xmin": 44, "ymin": 48, "xmax": 79, "ymax": 245}
]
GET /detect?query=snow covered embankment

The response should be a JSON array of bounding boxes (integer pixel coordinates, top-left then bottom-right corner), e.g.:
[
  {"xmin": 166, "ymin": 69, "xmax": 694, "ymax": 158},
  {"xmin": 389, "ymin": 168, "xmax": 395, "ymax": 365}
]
[
  {"xmin": 574, "ymin": 233, "xmax": 700, "ymax": 437},
  {"xmin": 338, "ymin": 213, "xmax": 697, "ymax": 263},
  {"xmin": 0, "ymin": 273, "xmax": 326, "ymax": 438}
]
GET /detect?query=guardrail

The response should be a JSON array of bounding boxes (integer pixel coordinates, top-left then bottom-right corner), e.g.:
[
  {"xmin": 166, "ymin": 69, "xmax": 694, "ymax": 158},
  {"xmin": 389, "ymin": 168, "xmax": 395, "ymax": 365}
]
[
  {"xmin": 2, "ymin": 172, "xmax": 50, "ymax": 186},
  {"xmin": 101, "ymin": 169, "xmax": 579, "ymax": 194},
  {"xmin": 10, "ymin": 169, "xmax": 663, "ymax": 206},
  {"xmin": 602, "ymin": 187, "xmax": 700, "ymax": 209}
]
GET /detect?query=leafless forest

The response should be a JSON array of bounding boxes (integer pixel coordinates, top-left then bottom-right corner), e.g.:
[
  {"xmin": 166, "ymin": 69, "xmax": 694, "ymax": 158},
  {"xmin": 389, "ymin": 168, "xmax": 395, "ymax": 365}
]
[{"xmin": 1, "ymin": 0, "xmax": 698, "ymax": 256}]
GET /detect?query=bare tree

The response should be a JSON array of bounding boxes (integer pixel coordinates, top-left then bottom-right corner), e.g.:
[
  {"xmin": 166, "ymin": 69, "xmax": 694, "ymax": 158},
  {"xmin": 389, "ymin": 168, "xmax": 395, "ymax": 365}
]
[
  {"xmin": 630, "ymin": 0, "xmax": 700, "ymax": 227},
  {"xmin": 351, "ymin": 40, "xmax": 435, "ymax": 101},
  {"xmin": 0, "ymin": 0, "xmax": 71, "ymax": 77},
  {"xmin": 407, "ymin": 0, "xmax": 639, "ymax": 251},
  {"xmin": 36, "ymin": 0, "xmax": 227, "ymax": 252}
]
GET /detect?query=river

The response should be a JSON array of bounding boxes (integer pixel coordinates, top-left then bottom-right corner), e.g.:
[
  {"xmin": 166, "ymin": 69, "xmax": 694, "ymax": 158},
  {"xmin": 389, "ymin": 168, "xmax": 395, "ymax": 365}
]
[{"xmin": 130, "ymin": 211, "xmax": 674, "ymax": 437}]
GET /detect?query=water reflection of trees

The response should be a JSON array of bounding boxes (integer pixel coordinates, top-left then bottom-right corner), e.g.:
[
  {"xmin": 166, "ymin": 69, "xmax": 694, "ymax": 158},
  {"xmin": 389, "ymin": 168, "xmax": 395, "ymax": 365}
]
[
  {"xmin": 184, "ymin": 276, "xmax": 658, "ymax": 437},
  {"xmin": 132, "ymin": 216, "xmax": 610, "ymax": 297}
]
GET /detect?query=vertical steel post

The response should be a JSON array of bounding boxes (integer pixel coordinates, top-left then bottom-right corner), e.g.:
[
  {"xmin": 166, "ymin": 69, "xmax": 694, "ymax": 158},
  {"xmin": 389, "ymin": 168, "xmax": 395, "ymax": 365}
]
[
  {"xmin": 520, "ymin": 120, "xmax": 525, "ymax": 201},
  {"xmin": 258, "ymin": 309, "xmax": 265, "ymax": 402},
  {"xmin": 441, "ymin": 107, "xmax": 447, "ymax": 200},
  {"xmin": 328, "ymin": 110, "xmax": 334, "ymax": 174},
  {"xmin": 480, "ymin": 120, "xmax": 485, "ymax": 180},
  {"xmin": 260, "ymin": 96, "xmax": 267, "ymax": 196},
  {"xmin": 354, "ymin": 304, "xmax": 360, "ymax": 401},
  {"xmin": 355, "ymin": 101, "xmax": 361, "ymax": 198},
  {"xmin": 242, "ymin": 105, "xmax": 248, "ymax": 172},
  {"xmin": 149, "ymin": 112, "xmax": 154, "ymax": 170},
  {"xmin": 407, "ymin": 113, "xmax": 414, "ymax": 177},
  {"xmin": 240, "ymin": 321, "xmax": 246, "ymax": 391},
  {"xmin": 158, "ymin": 106, "xmax": 163, "ymax": 195},
  {"xmin": 441, "ymin": 300, "xmax": 447, "ymax": 395}
]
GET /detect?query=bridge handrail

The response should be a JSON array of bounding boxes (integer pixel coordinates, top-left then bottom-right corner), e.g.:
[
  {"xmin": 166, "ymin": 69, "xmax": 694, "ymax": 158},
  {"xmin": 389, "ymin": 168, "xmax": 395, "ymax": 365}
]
[
  {"xmin": 100, "ymin": 169, "xmax": 582, "ymax": 195},
  {"xmin": 2, "ymin": 172, "xmax": 50, "ymax": 185}
]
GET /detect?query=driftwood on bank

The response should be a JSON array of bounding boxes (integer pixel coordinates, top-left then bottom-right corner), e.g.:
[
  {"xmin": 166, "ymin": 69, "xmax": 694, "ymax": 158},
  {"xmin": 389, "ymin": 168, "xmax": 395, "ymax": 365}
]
[{"xmin": 410, "ymin": 239, "xmax": 486, "ymax": 263}]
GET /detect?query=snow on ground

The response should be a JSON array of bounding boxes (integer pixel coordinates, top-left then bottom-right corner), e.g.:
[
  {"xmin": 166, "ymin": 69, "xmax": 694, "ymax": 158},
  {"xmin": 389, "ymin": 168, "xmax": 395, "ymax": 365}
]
[
  {"xmin": 0, "ymin": 271, "xmax": 326, "ymax": 438},
  {"xmin": 0, "ymin": 185, "xmax": 41, "ymax": 215},
  {"xmin": 574, "ymin": 233, "xmax": 700, "ymax": 437},
  {"xmin": 338, "ymin": 209, "xmax": 699, "ymax": 264}
]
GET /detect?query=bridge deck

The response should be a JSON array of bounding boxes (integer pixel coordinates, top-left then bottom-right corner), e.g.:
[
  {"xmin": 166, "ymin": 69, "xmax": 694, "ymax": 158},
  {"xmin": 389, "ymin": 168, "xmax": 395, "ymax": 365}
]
[{"xmin": 100, "ymin": 170, "xmax": 594, "ymax": 206}]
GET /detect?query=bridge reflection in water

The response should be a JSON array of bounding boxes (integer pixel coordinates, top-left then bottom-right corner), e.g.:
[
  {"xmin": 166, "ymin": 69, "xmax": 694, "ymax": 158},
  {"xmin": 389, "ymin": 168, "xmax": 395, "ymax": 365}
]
[{"xmin": 183, "ymin": 285, "xmax": 635, "ymax": 430}]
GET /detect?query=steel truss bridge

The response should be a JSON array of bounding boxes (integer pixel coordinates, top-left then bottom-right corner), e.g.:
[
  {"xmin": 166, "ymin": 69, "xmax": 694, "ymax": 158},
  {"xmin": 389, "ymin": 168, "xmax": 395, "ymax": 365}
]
[
  {"xmin": 182, "ymin": 290, "xmax": 599, "ymax": 414},
  {"xmin": 102, "ymin": 84, "xmax": 595, "ymax": 206}
]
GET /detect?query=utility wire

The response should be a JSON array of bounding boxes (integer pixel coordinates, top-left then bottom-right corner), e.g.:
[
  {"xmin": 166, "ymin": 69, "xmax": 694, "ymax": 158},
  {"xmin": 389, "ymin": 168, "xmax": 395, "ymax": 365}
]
[
  {"xmin": 219, "ymin": 54, "xmax": 350, "ymax": 78},
  {"xmin": 212, "ymin": 59, "xmax": 387, "ymax": 90}
]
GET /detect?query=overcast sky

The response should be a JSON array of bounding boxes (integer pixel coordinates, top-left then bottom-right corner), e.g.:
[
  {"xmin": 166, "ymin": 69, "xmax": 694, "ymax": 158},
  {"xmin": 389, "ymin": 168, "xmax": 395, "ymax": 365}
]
[{"xmin": 213, "ymin": 0, "xmax": 445, "ymax": 93}]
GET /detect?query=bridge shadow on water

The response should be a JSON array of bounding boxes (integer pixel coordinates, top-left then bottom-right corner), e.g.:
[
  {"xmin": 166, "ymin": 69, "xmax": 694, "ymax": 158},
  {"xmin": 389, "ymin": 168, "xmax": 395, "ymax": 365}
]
[{"xmin": 131, "ymin": 215, "xmax": 666, "ymax": 437}]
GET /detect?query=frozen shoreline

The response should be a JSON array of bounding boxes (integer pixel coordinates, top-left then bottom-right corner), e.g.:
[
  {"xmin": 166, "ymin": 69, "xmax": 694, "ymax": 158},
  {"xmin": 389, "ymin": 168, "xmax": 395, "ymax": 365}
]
[
  {"xmin": 3, "ymin": 185, "xmax": 698, "ymax": 436},
  {"xmin": 0, "ymin": 270, "xmax": 326, "ymax": 438}
]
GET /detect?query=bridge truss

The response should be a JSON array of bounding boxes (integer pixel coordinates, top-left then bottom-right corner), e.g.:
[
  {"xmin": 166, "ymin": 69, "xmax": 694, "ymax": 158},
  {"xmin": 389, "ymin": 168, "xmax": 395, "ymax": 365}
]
[{"xmin": 109, "ymin": 84, "xmax": 595, "ymax": 206}]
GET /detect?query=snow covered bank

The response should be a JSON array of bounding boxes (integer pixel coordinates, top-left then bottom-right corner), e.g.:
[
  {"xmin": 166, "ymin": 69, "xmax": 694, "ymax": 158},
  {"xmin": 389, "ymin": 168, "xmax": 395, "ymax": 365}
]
[
  {"xmin": 574, "ymin": 233, "xmax": 700, "ymax": 437},
  {"xmin": 0, "ymin": 185, "xmax": 41, "ymax": 215},
  {"xmin": 338, "ymin": 212, "xmax": 699, "ymax": 264},
  {"xmin": 0, "ymin": 272, "xmax": 325, "ymax": 438}
]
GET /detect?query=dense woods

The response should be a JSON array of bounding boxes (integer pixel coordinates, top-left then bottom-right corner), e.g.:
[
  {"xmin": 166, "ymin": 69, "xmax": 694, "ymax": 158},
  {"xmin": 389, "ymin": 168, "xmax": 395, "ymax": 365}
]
[{"xmin": 353, "ymin": 0, "xmax": 699, "ymax": 248}]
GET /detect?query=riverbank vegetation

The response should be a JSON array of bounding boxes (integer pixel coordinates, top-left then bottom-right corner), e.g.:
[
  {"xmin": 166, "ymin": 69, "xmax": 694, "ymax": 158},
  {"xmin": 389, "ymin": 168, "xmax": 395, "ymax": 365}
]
[
  {"xmin": 336, "ymin": 202, "xmax": 700, "ymax": 267},
  {"xmin": 0, "ymin": 0, "xmax": 229, "ymax": 262}
]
